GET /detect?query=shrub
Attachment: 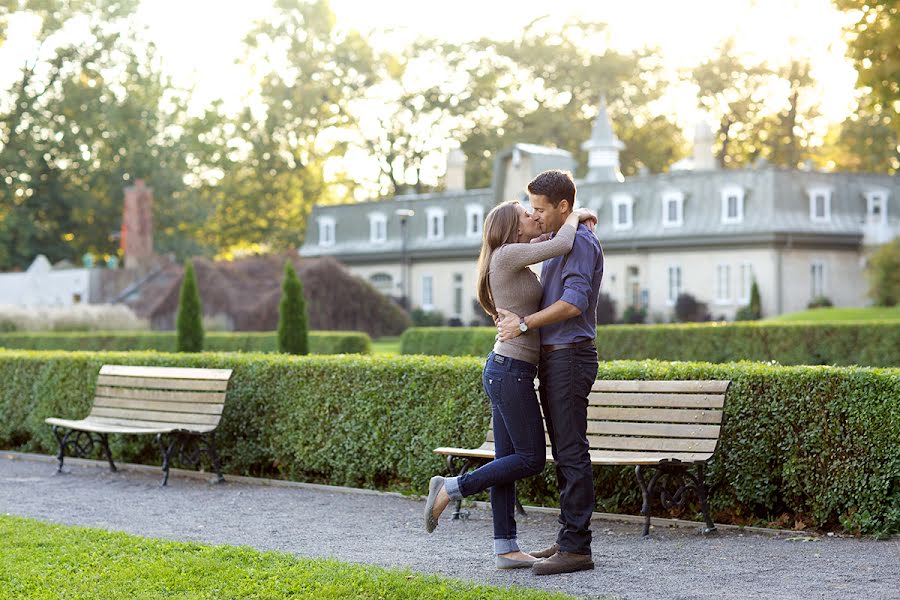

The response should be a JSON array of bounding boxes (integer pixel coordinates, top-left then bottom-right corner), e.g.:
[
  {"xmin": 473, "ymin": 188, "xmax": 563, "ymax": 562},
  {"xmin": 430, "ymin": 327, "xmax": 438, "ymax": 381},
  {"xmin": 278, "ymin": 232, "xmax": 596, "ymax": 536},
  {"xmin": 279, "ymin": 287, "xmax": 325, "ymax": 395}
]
[
  {"xmin": 808, "ymin": 296, "xmax": 834, "ymax": 309},
  {"xmin": 176, "ymin": 261, "xmax": 204, "ymax": 352},
  {"xmin": 674, "ymin": 293, "xmax": 709, "ymax": 322},
  {"xmin": 622, "ymin": 305, "xmax": 647, "ymax": 324},
  {"xmin": 399, "ymin": 322, "xmax": 900, "ymax": 367},
  {"xmin": 277, "ymin": 262, "xmax": 309, "ymax": 355},
  {"xmin": 411, "ymin": 309, "xmax": 445, "ymax": 327},
  {"xmin": 867, "ymin": 236, "xmax": 900, "ymax": 306},
  {"xmin": 0, "ymin": 351, "xmax": 896, "ymax": 535},
  {"xmin": 596, "ymin": 292, "xmax": 616, "ymax": 325},
  {"xmin": 0, "ymin": 331, "xmax": 371, "ymax": 354}
]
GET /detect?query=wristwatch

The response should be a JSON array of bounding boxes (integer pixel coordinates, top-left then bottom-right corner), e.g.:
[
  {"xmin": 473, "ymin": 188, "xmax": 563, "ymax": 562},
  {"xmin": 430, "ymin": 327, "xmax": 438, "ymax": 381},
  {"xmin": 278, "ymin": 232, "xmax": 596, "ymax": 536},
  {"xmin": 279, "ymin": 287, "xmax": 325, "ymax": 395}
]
[{"xmin": 518, "ymin": 317, "xmax": 528, "ymax": 333}]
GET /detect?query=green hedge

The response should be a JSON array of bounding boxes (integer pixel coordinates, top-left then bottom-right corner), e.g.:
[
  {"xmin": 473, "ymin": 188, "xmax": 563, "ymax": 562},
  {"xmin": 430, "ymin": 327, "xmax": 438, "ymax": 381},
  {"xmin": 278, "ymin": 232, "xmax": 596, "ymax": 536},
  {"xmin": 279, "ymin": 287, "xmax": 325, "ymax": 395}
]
[
  {"xmin": 400, "ymin": 322, "xmax": 900, "ymax": 366},
  {"xmin": 0, "ymin": 331, "xmax": 371, "ymax": 355},
  {"xmin": 1, "ymin": 350, "xmax": 897, "ymax": 535}
]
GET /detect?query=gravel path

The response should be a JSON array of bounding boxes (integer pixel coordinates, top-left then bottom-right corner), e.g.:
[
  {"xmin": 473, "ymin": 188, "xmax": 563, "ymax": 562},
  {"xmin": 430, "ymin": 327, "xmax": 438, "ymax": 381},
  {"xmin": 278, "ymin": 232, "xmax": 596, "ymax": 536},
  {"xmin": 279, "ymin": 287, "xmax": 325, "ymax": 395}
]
[{"xmin": 1, "ymin": 453, "xmax": 897, "ymax": 600}]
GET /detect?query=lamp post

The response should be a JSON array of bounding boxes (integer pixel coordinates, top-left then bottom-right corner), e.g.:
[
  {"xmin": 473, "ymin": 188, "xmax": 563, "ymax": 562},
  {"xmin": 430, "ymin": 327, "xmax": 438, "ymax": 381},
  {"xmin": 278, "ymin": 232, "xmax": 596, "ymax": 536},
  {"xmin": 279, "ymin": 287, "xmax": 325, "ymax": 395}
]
[{"xmin": 395, "ymin": 208, "xmax": 415, "ymax": 309}]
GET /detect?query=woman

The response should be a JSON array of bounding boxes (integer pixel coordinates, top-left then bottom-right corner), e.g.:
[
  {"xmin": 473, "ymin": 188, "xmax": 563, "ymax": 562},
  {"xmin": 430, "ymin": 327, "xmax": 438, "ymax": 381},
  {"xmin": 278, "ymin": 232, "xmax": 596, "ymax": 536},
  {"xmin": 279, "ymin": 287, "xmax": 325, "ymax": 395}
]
[{"xmin": 424, "ymin": 200, "xmax": 594, "ymax": 569}]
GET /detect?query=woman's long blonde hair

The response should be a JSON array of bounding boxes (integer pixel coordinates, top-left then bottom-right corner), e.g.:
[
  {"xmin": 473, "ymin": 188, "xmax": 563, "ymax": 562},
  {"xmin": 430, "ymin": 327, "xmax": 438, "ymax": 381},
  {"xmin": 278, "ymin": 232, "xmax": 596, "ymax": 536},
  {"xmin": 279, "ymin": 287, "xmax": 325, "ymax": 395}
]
[{"xmin": 476, "ymin": 201, "xmax": 521, "ymax": 318}]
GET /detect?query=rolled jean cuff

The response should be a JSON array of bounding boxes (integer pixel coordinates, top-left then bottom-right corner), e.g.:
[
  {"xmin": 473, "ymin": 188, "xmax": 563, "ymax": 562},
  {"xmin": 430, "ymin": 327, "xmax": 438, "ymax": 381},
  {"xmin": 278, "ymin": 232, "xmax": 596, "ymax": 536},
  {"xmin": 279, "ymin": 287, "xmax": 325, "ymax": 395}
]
[
  {"xmin": 494, "ymin": 538, "xmax": 520, "ymax": 555},
  {"xmin": 444, "ymin": 476, "xmax": 463, "ymax": 501}
]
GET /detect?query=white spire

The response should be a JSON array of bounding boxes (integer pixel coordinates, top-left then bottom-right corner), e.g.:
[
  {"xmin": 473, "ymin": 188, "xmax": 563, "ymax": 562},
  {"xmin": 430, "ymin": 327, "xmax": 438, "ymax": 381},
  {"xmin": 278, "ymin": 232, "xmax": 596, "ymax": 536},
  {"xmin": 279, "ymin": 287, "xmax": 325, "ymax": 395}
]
[{"xmin": 582, "ymin": 96, "xmax": 625, "ymax": 182}]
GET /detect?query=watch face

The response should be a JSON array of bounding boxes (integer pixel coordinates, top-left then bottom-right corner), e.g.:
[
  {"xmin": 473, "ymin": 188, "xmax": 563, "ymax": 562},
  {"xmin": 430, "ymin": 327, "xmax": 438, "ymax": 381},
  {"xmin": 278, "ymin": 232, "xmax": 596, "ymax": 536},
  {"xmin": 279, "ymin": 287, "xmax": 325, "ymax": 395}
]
[{"xmin": 519, "ymin": 322, "xmax": 528, "ymax": 332}]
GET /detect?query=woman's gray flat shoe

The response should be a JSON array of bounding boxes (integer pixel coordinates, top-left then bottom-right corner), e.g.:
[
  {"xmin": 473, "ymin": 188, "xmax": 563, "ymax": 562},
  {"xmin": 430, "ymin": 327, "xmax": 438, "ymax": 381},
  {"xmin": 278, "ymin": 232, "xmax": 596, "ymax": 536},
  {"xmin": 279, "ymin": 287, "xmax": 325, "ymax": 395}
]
[
  {"xmin": 496, "ymin": 555, "xmax": 538, "ymax": 569},
  {"xmin": 424, "ymin": 476, "xmax": 445, "ymax": 533}
]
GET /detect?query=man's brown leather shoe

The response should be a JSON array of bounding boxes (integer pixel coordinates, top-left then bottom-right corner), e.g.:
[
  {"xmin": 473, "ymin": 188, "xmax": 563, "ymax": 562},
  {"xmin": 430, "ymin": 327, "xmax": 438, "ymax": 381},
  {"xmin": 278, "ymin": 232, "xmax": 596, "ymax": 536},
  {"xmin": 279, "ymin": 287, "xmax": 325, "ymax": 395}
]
[
  {"xmin": 528, "ymin": 543, "xmax": 559, "ymax": 559},
  {"xmin": 532, "ymin": 551, "xmax": 595, "ymax": 576}
]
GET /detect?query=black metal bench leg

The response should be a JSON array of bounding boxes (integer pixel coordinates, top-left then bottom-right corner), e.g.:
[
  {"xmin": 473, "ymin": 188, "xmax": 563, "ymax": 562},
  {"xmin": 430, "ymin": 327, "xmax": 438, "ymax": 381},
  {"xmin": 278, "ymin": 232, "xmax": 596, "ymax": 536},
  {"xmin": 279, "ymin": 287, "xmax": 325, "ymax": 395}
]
[
  {"xmin": 693, "ymin": 463, "xmax": 716, "ymax": 534},
  {"xmin": 446, "ymin": 455, "xmax": 472, "ymax": 520},
  {"xmin": 52, "ymin": 426, "xmax": 70, "ymax": 473},
  {"xmin": 98, "ymin": 433, "xmax": 117, "ymax": 472},
  {"xmin": 157, "ymin": 433, "xmax": 177, "ymax": 487},
  {"xmin": 203, "ymin": 434, "xmax": 225, "ymax": 484},
  {"xmin": 515, "ymin": 486, "xmax": 527, "ymax": 517},
  {"xmin": 635, "ymin": 465, "xmax": 663, "ymax": 537}
]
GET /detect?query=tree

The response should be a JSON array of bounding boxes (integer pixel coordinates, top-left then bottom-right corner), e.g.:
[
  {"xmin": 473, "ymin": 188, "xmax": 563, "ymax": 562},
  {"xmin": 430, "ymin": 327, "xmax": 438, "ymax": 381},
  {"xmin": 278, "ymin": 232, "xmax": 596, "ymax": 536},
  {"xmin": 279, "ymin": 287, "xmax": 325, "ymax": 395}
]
[
  {"xmin": 736, "ymin": 280, "xmax": 762, "ymax": 321},
  {"xmin": 277, "ymin": 261, "xmax": 309, "ymax": 354},
  {"xmin": 834, "ymin": 0, "xmax": 899, "ymax": 135},
  {"xmin": 176, "ymin": 261, "xmax": 204, "ymax": 352},
  {"xmin": 867, "ymin": 237, "xmax": 900, "ymax": 306},
  {"xmin": 458, "ymin": 18, "xmax": 686, "ymax": 186},
  {"xmin": 820, "ymin": 96, "xmax": 899, "ymax": 174}
]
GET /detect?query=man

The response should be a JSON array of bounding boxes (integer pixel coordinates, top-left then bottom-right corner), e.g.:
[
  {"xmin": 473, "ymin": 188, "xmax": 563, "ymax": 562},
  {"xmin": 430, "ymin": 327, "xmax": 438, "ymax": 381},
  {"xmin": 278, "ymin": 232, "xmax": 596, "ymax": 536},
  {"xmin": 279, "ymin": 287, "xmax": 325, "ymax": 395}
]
[{"xmin": 496, "ymin": 169, "xmax": 604, "ymax": 576}]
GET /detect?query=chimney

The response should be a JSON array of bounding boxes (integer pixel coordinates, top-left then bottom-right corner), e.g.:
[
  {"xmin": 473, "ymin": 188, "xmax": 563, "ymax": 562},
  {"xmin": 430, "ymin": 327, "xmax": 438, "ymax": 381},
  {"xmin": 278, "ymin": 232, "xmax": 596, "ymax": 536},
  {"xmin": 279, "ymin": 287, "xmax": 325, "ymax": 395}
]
[
  {"xmin": 445, "ymin": 149, "xmax": 467, "ymax": 191},
  {"xmin": 122, "ymin": 179, "xmax": 154, "ymax": 270},
  {"xmin": 693, "ymin": 120, "xmax": 716, "ymax": 170}
]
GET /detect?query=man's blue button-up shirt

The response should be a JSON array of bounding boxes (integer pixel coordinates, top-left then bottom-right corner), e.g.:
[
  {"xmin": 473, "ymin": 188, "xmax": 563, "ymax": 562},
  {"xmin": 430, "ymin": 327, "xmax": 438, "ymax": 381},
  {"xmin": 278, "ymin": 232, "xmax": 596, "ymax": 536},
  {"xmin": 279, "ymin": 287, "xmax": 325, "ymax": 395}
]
[{"xmin": 539, "ymin": 224, "xmax": 604, "ymax": 344}]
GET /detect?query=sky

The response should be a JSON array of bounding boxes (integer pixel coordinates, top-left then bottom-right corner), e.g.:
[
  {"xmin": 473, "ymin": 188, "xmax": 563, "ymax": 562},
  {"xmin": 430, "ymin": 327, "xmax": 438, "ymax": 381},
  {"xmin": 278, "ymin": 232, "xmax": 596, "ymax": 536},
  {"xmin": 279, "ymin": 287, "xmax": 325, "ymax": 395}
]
[{"xmin": 0, "ymin": 0, "xmax": 862, "ymax": 191}]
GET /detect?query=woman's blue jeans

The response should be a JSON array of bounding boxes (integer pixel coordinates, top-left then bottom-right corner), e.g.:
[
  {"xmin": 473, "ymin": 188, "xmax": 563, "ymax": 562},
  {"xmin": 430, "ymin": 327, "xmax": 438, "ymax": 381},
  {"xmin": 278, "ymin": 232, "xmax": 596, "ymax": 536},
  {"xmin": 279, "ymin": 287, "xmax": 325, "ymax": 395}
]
[{"xmin": 444, "ymin": 352, "xmax": 546, "ymax": 554}]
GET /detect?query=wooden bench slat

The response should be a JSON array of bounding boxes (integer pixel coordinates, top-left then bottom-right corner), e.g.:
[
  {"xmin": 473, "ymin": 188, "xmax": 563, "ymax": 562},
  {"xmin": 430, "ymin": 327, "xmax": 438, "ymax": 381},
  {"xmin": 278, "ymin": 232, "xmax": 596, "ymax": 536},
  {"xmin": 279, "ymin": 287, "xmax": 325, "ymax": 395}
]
[
  {"xmin": 93, "ymin": 397, "xmax": 225, "ymax": 415},
  {"xmin": 95, "ymin": 386, "xmax": 226, "ymax": 404},
  {"xmin": 588, "ymin": 435, "xmax": 718, "ymax": 453},
  {"xmin": 88, "ymin": 406, "xmax": 221, "ymax": 426},
  {"xmin": 45, "ymin": 417, "xmax": 182, "ymax": 435},
  {"xmin": 96, "ymin": 375, "xmax": 229, "ymax": 392},
  {"xmin": 84, "ymin": 415, "xmax": 216, "ymax": 433},
  {"xmin": 589, "ymin": 450, "xmax": 713, "ymax": 464},
  {"xmin": 587, "ymin": 407, "xmax": 723, "ymax": 424},
  {"xmin": 587, "ymin": 420, "xmax": 721, "ymax": 439},
  {"xmin": 589, "ymin": 392, "xmax": 725, "ymax": 408},
  {"xmin": 591, "ymin": 380, "xmax": 729, "ymax": 394},
  {"xmin": 100, "ymin": 365, "xmax": 233, "ymax": 381}
]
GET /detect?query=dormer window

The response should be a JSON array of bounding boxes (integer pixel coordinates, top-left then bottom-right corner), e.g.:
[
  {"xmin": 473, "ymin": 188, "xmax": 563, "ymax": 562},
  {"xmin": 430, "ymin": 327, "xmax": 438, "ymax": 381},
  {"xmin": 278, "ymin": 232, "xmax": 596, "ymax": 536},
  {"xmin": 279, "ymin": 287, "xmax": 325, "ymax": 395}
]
[
  {"xmin": 612, "ymin": 194, "xmax": 633, "ymax": 230},
  {"xmin": 808, "ymin": 186, "xmax": 832, "ymax": 223},
  {"xmin": 426, "ymin": 208, "xmax": 446, "ymax": 240},
  {"xmin": 369, "ymin": 213, "xmax": 387, "ymax": 243},
  {"xmin": 865, "ymin": 189, "xmax": 889, "ymax": 225},
  {"xmin": 465, "ymin": 204, "xmax": 483, "ymax": 238},
  {"xmin": 661, "ymin": 190, "xmax": 684, "ymax": 227},
  {"xmin": 721, "ymin": 185, "xmax": 744, "ymax": 224},
  {"xmin": 317, "ymin": 216, "xmax": 336, "ymax": 247}
]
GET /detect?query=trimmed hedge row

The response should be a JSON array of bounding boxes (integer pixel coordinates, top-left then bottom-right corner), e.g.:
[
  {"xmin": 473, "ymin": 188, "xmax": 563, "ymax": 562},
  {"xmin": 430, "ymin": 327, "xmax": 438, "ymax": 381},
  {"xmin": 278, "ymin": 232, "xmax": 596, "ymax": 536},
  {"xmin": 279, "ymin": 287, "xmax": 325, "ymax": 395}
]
[
  {"xmin": 400, "ymin": 322, "xmax": 900, "ymax": 366},
  {"xmin": 1, "ymin": 350, "xmax": 897, "ymax": 535},
  {"xmin": 0, "ymin": 331, "xmax": 371, "ymax": 355}
]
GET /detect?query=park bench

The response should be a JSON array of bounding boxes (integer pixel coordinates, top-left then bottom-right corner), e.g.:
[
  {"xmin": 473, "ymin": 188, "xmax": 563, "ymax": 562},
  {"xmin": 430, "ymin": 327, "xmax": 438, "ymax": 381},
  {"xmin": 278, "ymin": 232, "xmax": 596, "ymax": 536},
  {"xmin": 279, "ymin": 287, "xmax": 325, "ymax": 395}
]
[
  {"xmin": 434, "ymin": 379, "xmax": 730, "ymax": 536},
  {"xmin": 46, "ymin": 364, "xmax": 233, "ymax": 486}
]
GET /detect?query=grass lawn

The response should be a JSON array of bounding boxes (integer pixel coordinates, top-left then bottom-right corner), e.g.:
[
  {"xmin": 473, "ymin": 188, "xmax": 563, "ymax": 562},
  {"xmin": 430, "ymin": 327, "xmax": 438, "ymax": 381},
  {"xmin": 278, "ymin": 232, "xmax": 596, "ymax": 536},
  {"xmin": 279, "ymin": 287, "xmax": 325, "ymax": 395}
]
[
  {"xmin": 766, "ymin": 305, "xmax": 900, "ymax": 322},
  {"xmin": 371, "ymin": 336, "xmax": 401, "ymax": 355},
  {"xmin": 0, "ymin": 516, "xmax": 576, "ymax": 599}
]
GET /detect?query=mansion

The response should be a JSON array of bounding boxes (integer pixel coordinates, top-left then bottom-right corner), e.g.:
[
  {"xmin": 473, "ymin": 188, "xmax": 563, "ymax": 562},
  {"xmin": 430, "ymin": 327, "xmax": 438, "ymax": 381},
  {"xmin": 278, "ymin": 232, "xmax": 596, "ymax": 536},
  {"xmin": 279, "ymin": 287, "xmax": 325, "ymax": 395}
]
[{"xmin": 300, "ymin": 100, "xmax": 899, "ymax": 323}]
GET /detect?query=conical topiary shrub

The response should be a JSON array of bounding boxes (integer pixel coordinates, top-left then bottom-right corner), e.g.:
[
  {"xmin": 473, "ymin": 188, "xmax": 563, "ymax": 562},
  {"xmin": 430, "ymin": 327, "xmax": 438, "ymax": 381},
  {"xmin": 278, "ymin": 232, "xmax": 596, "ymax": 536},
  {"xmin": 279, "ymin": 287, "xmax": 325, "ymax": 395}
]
[
  {"xmin": 277, "ymin": 261, "xmax": 309, "ymax": 354},
  {"xmin": 176, "ymin": 260, "xmax": 204, "ymax": 352}
]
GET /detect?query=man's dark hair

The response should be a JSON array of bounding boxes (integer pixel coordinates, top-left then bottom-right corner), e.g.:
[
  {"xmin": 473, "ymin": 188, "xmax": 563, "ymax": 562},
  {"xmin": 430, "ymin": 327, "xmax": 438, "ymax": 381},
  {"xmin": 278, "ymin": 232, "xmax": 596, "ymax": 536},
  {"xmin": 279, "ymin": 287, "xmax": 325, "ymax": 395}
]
[{"xmin": 527, "ymin": 170, "xmax": 576, "ymax": 208}]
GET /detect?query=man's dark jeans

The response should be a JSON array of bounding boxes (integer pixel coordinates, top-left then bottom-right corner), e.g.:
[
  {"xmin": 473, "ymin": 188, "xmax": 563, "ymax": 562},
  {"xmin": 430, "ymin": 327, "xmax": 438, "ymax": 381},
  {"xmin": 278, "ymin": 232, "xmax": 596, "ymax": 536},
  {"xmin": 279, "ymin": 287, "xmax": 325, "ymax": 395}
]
[{"xmin": 538, "ymin": 345, "xmax": 599, "ymax": 555}]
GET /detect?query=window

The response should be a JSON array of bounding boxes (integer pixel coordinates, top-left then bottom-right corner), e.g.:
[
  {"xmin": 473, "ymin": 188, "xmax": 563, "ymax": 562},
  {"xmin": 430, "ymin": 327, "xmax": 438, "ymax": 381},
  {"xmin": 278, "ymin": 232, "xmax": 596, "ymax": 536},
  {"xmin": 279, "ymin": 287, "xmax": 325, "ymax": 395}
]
[
  {"xmin": 612, "ymin": 194, "xmax": 633, "ymax": 230},
  {"xmin": 369, "ymin": 273, "xmax": 393, "ymax": 295},
  {"xmin": 807, "ymin": 186, "xmax": 831, "ymax": 222},
  {"xmin": 317, "ymin": 216, "xmax": 335, "ymax": 246},
  {"xmin": 667, "ymin": 265, "xmax": 682, "ymax": 305},
  {"xmin": 426, "ymin": 208, "xmax": 446, "ymax": 240},
  {"xmin": 738, "ymin": 262, "xmax": 753, "ymax": 304},
  {"xmin": 865, "ymin": 190, "xmax": 888, "ymax": 225},
  {"xmin": 661, "ymin": 191, "xmax": 684, "ymax": 227},
  {"xmin": 715, "ymin": 264, "xmax": 731, "ymax": 304},
  {"xmin": 721, "ymin": 185, "xmax": 744, "ymax": 224},
  {"xmin": 452, "ymin": 273, "xmax": 463, "ymax": 317},
  {"xmin": 369, "ymin": 213, "xmax": 387, "ymax": 243},
  {"xmin": 421, "ymin": 274, "xmax": 434, "ymax": 310},
  {"xmin": 810, "ymin": 261, "xmax": 826, "ymax": 299},
  {"xmin": 465, "ymin": 205, "xmax": 484, "ymax": 238}
]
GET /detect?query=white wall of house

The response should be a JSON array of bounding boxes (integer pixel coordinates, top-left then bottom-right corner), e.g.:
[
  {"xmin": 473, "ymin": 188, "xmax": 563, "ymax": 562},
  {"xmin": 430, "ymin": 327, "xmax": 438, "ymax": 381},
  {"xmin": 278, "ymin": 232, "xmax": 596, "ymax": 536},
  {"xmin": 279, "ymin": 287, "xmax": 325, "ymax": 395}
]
[
  {"xmin": 0, "ymin": 256, "xmax": 91, "ymax": 307},
  {"xmin": 779, "ymin": 249, "xmax": 867, "ymax": 314}
]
